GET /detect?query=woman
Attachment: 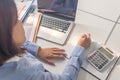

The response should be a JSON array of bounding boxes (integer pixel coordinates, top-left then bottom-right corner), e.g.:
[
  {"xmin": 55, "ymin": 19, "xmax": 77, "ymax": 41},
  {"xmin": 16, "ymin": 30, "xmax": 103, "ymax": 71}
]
[{"xmin": 0, "ymin": 0, "xmax": 91, "ymax": 80}]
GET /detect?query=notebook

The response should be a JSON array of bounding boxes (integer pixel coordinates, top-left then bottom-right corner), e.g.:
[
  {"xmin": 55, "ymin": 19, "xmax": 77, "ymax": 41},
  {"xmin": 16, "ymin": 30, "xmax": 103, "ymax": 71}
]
[{"xmin": 37, "ymin": 0, "xmax": 78, "ymax": 45}]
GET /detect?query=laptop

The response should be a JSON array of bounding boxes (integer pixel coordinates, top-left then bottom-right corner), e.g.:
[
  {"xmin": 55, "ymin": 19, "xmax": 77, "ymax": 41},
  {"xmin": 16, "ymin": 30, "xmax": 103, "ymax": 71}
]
[{"xmin": 37, "ymin": 0, "xmax": 78, "ymax": 45}]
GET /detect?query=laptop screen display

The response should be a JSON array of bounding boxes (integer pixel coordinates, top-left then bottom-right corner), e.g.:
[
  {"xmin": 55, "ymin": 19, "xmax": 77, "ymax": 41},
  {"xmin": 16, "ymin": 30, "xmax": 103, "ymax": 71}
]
[{"xmin": 37, "ymin": 0, "xmax": 78, "ymax": 20}]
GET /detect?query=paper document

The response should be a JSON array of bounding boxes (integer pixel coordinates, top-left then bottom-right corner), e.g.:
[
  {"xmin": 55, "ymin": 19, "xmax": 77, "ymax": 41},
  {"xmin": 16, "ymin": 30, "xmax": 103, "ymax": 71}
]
[
  {"xmin": 23, "ymin": 13, "xmax": 40, "ymax": 41},
  {"xmin": 15, "ymin": 0, "xmax": 34, "ymax": 21}
]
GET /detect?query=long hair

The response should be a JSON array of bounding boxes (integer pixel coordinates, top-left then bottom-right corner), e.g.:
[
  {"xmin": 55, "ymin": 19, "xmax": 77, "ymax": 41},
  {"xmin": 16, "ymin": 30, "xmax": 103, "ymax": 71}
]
[{"xmin": 0, "ymin": 0, "xmax": 22, "ymax": 65}]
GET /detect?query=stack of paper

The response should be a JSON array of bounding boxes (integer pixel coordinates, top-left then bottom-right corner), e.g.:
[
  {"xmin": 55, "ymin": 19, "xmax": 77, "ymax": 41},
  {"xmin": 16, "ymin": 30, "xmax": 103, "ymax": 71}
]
[
  {"xmin": 14, "ymin": 0, "xmax": 40, "ymax": 42},
  {"xmin": 15, "ymin": 0, "xmax": 34, "ymax": 21}
]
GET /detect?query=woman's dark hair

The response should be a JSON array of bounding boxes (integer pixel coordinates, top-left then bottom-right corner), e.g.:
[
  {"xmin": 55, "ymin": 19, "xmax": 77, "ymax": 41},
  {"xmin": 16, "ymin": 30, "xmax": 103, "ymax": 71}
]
[{"xmin": 0, "ymin": 0, "xmax": 21, "ymax": 65}]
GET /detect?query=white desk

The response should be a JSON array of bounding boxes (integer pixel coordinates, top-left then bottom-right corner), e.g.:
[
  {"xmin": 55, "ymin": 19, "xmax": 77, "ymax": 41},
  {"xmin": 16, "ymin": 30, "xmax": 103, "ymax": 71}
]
[
  {"xmin": 77, "ymin": 0, "xmax": 120, "ymax": 23},
  {"xmin": 24, "ymin": 0, "xmax": 120, "ymax": 80},
  {"xmin": 34, "ymin": 8, "xmax": 120, "ymax": 80},
  {"xmin": 27, "ymin": 4, "xmax": 119, "ymax": 80},
  {"xmin": 35, "ymin": 25, "xmax": 99, "ymax": 80},
  {"xmin": 35, "ymin": 23, "xmax": 117, "ymax": 80},
  {"xmin": 106, "ymin": 24, "xmax": 120, "ymax": 80}
]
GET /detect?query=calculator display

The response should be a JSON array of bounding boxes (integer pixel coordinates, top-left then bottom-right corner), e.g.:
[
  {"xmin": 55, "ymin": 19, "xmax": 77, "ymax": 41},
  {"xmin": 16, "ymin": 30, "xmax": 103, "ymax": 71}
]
[{"xmin": 99, "ymin": 47, "xmax": 113, "ymax": 59}]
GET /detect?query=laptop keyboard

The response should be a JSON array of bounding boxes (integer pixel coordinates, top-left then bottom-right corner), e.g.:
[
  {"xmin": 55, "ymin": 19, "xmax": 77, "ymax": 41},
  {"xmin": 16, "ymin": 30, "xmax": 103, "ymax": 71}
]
[{"xmin": 41, "ymin": 15, "xmax": 71, "ymax": 33}]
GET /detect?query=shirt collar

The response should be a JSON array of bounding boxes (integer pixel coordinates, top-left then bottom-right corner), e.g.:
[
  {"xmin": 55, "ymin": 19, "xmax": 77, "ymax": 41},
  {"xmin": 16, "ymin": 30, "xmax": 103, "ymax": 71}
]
[{"xmin": 5, "ymin": 56, "xmax": 21, "ymax": 63}]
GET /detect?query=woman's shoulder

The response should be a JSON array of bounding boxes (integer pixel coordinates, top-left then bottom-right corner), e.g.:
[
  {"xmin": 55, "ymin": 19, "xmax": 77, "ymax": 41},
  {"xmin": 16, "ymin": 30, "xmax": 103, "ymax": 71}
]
[
  {"xmin": 16, "ymin": 52, "xmax": 44, "ymax": 73},
  {"xmin": 0, "ymin": 52, "xmax": 45, "ymax": 80}
]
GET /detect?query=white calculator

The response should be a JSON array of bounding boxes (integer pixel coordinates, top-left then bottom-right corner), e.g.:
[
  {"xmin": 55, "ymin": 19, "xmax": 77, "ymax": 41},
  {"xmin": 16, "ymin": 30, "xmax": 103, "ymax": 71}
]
[{"xmin": 87, "ymin": 46, "xmax": 116, "ymax": 71}]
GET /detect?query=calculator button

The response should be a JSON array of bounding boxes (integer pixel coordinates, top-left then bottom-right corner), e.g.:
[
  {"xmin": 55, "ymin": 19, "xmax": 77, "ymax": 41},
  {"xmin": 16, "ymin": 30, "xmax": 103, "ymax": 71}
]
[
  {"xmin": 87, "ymin": 47, "xmax": 115, "ymax": 71},
  {"xmin": 98, "ymin": 65, "xmax": 103, "ymax": 69}
]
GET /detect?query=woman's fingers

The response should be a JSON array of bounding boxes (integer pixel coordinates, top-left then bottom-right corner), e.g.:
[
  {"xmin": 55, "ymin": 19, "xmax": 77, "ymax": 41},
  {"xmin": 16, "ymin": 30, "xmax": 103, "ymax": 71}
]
[
  {"xmin": 52, "ymin": 48, "xmax": 65, "ymax": 51},
  {"xmin": 52, "ymin": 51, "xmax": 66, "ymax": 55},
  {"xmin": 52, "ymin": 48, "xmax": 66, "ymax": 54},
  {"xmin": 44, "ymin": 54, "xmax": 65, "ymax": 65},
  {"xmin": 48, "ymin": 54, "xmax": 65, "ymax": 59},
  {"xmin": 50, "ymin": 48, "xmax": 67, "ymax": 56},
  {"xmin": 44, "ymin": 58, "xmax": 55, "ymax": 66},
  {"xmin": 39, "ymin": 48, "xmax": 67, "ymax": 65},
  {"xmin": 86, "ymin": 33, "xmax": 91, "ymax": 39}
]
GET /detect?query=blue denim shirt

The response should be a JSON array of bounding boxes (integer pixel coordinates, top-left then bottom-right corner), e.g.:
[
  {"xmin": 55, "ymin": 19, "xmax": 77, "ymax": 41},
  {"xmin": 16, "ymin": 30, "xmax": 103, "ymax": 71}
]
[
  {"xmin": 0, "ymin": 41, "xmax": 84, "ymax": 80},
  {"xmin": 51, "ymin": 0, "xmax": 78, "ymax": 16}
]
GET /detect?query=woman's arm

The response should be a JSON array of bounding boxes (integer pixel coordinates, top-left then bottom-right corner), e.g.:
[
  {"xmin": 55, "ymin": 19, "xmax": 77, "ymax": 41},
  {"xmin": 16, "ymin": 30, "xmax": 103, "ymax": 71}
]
[
  {"xmin": 22, "ymin": 41, "xmax": 66, "ymax": 65},
  {"xmin": 29, "ymin": 33, "xmax": 91, "ymax": 80},
  {"xmin": 28, "ymin": 45, "xmax": 84, "ymax": 80},
  {"xmin": 22, "ymin": 41, "xmax": 39, "ymax": 57}
]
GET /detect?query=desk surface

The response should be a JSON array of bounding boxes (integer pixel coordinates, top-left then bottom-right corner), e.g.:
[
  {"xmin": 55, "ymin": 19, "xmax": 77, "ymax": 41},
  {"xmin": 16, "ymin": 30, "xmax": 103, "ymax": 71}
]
[
  {"xmin": 21, "ymin": 0, "xmax": 120, "ymax": 80},
  {"xmin": 35, "ymin": 22, "xmax": 119, "ymax": 80},
  {"xmin": 36, "ymin": 24, "xmax": 99, "ymax": 80}
]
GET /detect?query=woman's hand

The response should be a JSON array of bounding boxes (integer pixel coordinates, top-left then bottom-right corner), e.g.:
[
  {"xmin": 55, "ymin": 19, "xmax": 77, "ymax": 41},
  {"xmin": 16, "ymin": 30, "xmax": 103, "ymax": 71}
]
[
  {"xmin": 77, "ymin": 33, "xmax": 91, "ymax": 49},
  {"xmin": 37, "ymin": 48, "xmax": 66, "ymax": 65}
]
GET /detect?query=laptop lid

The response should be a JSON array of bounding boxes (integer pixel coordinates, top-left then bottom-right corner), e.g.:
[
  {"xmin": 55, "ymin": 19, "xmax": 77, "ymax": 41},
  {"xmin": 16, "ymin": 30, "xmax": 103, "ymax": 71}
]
[{"xmin": 37, "ymin": 0, "xmax": 78, "ymax": 21}]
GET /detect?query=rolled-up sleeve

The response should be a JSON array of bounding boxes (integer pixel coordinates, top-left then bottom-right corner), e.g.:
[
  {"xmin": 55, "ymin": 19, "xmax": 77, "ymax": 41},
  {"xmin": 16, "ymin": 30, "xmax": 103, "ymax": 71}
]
[
  {"xmin": 62, "ymin": 45, "xmax": 85, "ymax": 80},
  {"xmin": 22, "ymin": 41, "xmax": 39, "ymax": 57}
]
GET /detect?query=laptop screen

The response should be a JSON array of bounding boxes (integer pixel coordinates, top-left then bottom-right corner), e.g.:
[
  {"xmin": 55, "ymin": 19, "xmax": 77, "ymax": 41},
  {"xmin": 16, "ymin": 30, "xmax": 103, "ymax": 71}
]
[{"xmin": 37, "ymin": 0, "xmax": 78, "ymax": 21}]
